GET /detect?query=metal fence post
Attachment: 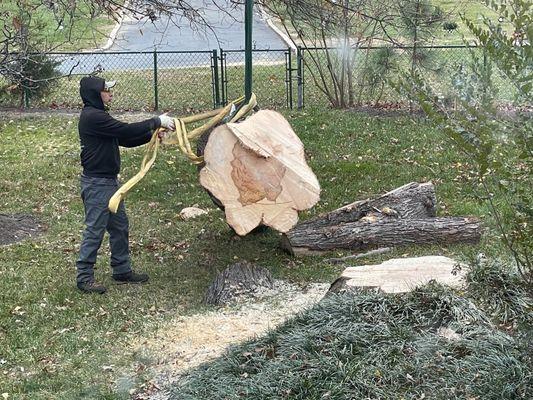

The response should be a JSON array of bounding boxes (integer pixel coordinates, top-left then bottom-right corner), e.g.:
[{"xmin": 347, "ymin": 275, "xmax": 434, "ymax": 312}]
[
  {"xmin": 211, "ymin": 49, "xmax": 221, "ymax": 108},
  {"xmin": 244, "ymin": 0, "xmax": 254, "ymax": 102},
  {"xmin": 219, "ymin": 48, "xmax": 227, "ymax": 106},
  {"xmin": 153, "ymin": 50, "xmax": 159, "ymax": 111},
  {"xmin": 296, "ymin": 46, "xmax": 304, "ymax": 110},
  {"xmin": 285, "ymin": 49, "xmax": 293, "ymax": 109},
  {"xmin": 23, "ymin": 87, "xmax": 30, "ymax": 109}
]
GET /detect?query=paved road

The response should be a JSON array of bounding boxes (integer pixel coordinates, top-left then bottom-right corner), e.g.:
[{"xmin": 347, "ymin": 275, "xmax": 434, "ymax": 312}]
[
  {"xmin": 111, "ymin": 2, "xmax": 286, "ymax": 51},
  {"xmin": 57, "ymin": 3, "xmax": 287, "ymax": 74}
]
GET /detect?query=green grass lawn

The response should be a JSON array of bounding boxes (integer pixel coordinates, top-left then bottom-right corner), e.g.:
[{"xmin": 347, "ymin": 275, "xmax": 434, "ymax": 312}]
[
  {"xmin": 0, "ymin": 108, "xmax": 518, "ymax": 398},
  {"xmin": 0, "ymin": 1, "xmax": 118, "ymax": 51},
  {"xmin": 435, "ymin": 0, "xmax": 512, "ymax": 44}
]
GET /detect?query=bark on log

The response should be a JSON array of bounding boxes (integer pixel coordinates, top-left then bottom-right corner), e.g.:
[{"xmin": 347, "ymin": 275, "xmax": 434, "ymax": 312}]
[
  {"xmin": 196, "ymin": 123, "xmax": 225, "ymax": 211},
  {"xmin": 295, "ymin": 182, "xmax": 436, "ymax": 231},
  {"xmin": 199, "ymin": 110, "xmax": 320, "ymax": 236},
  {"xmin": 204, "ymin": 261, "xmax": 274, "ymax": 306},
  {"xmin": 281, "ymin": 217, "xmax": 481, "ymax": 255}
]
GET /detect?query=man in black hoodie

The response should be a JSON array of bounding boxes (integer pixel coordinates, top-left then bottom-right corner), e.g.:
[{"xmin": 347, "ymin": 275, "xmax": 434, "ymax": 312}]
[{"xmin": 76, "ymin": 76, "xmax": 175, "ymax": 294}]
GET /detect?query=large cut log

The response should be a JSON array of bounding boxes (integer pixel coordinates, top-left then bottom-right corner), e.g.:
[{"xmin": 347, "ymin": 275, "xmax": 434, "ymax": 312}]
[
  {"xmin": 199, "ymin": 110, "xmax": 320, "ymax": 236},
  {"xmin": 295, "ymin": 181, "xmax": 437, "ymax": 231},
  {"xmin": 282, "ymin": 217, "xmax": 481, "ymax": 255},
  {"xmin": 282, "ymin": 182, "xmax": 481, "ymax": 255},
  {"xmin": 329, "ymin": 256, "xmax": 466, "ymax": 294}
]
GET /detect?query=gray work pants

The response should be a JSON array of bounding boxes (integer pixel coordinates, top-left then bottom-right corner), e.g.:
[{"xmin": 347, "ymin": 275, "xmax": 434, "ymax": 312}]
[{"xmin": 76, "ymin": 175, "xmax": 132, "ymax": 284}]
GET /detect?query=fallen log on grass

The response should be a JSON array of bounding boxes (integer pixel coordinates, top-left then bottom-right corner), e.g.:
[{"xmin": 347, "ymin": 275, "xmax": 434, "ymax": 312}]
[
  {"xmin": 293, "ymin": 181, "xmax": 437, "ymax": 231},
  {"xmin": 281, "ymin": 182, "xmax": 481, "ymax": 255},
  {"xmin": 282, "ymin": 217, "xmax": 481, "ymax": 255},
  {"xmin": 199, "ymin": 110, "xmax": 321, "ymax": 236}
]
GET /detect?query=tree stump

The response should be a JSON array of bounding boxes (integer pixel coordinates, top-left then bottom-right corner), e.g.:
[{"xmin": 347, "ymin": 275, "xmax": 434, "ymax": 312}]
[
  {"xmin": 199, "ymin": 110, "xmax": 320, "ymax": 236},
  {"xmin": 204, "ymin": 261, "xmax": 275, "ymax": 306}
]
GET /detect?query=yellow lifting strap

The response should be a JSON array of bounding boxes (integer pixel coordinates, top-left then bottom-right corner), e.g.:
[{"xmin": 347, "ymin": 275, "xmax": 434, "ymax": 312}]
[{"xmin": 108, "ymin": 94, "xmax": 257, "ymax": 213}]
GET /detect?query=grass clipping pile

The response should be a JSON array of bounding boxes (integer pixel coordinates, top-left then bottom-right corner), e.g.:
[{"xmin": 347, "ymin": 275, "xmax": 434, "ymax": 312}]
[
  {"xmin": 170, "ymin": 285, "xmax": 530, "ymax": 399},
  {"xmin": 199, "ymin": 110, "xmax": 320, "ymax": 236}
]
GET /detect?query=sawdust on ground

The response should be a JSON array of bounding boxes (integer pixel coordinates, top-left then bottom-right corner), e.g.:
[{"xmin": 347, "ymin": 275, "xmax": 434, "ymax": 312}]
[{"xmin": 124, "ymin": 281, "xmax": 329, "ymax": 399}]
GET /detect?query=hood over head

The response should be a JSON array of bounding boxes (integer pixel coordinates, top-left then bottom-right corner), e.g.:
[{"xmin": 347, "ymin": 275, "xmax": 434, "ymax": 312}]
[{"xmin": 80, "ymin": 76, "xmax": 108, "ymax": 110}]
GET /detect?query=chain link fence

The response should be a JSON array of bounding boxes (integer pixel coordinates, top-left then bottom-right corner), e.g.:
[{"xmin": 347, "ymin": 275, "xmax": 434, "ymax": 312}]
[
  {"xmin": 0, "ymin": 46, "xmax": 517, "ymax": 112},
  {"xmin": 298, "ymin": 45, "xmax": 518, "ymax": 109},
  {"xmin": 221, "ymin": 49, "xmax": 288, "ymax": 110}
]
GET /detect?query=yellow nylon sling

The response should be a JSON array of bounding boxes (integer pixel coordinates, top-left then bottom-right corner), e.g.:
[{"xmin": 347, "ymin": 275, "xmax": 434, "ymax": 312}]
[{"xmin": 108, "ymin": 94, "xmax": 257, "ymax": 213}]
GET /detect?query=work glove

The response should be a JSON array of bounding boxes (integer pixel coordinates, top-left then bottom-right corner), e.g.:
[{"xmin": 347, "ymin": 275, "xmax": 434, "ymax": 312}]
[{"xmin": 158, "ymin": 113, "xmax": 175, "ymax": 131}]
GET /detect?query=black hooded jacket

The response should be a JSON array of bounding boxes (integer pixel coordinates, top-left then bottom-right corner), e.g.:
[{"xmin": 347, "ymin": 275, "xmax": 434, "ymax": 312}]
[{"xmin": 78, "ymin": 76, "xmax": 161, "ymax": 178}]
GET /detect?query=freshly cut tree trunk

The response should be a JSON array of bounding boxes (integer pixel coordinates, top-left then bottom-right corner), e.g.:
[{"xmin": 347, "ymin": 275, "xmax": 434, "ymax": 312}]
[
  {"xmin": 282, "ymin": 182, "xmax": 482, "ymax": 255},
  {"xmin": 282, "ymin": 217, "xmax": 481, "ymax": 255},
  {"xmin": 295, "ymin": 182, "xmax": 437, "ymax": 231},
  {"xmin": 199, "ymin": 110, "xmax": 320, "ymax": 236}
]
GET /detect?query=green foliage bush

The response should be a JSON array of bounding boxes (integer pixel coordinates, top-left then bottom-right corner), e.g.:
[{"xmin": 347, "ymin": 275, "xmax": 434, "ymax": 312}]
[
  {"xmin": 2, "ymin": 52, "xmax": 60, "ymax": 106},
  {"xmin": 466, "ymin": 256, "xmax": 532, "ymax": 330},
  {"xmin": 396, "ymin": 0, "xmax": 532, "ymax": 284},
  {"xmin": 361, "ymin": 46, "xmax": 399, "ymax": 104}
]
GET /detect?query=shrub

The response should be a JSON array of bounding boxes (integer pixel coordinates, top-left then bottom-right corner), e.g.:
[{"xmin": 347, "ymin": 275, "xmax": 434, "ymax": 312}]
[
  {"xmin": 1, "ymin": 51, "xmax": 60, "ymax": 107},
  {"xmin": 171, "ymin": 288, "xmax": 531, "ymax": 399},
  {"xmin": 396, "ymin": 0, "xmax": 532, "ymax": 284}
]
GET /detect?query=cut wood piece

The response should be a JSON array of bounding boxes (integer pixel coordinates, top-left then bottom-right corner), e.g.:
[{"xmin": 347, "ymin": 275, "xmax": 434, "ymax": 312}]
[
  {"xmin": 282, "ymin": 217, "xmax": 481, "ymax": 255},
  {"xmin": 179, "ymin": 207, "xmax": 208, "ymax": 220},
  {"xmin": 295, "ymin": 182, "xmax": 437, "ymax": 231},
  {"xmin": 199, "ymin": 110, "xmax": 320, "ymax": 236},
  {"xmin": 329, "ymin": 256, "xmax": 466, "ymax": 293}
]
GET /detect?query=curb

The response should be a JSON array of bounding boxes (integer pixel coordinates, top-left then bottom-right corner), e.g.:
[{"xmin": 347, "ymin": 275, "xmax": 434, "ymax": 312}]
[
  {"xmin": 257, "ymin": 6, "xmax": 296, "ymax": 52},
  {"xmin": 100, "ymin": 10, "xmax": 126, "ymax": 51},
  {"xmin": 82, "ymin": 1, "xmax": 129, "ymax": 53}
]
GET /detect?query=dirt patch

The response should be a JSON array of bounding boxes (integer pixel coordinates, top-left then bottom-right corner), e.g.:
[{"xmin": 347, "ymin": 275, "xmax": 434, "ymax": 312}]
[
  {"xmin": 0, "ymin": 214, "xmax": 45, "ymax": 246},
  {"xmin": 122, "ymin": 281, "xmax": 329, "ymax": 399}
]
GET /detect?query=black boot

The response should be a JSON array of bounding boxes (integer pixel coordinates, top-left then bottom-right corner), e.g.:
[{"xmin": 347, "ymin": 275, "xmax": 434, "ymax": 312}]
[
  {"xmin": 77, "ymin": 281, "xmax": 107, "ymax": 294},
  {"xmin": 112, "ymin": 271, "xmax": 149, "ymax": 284}
]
